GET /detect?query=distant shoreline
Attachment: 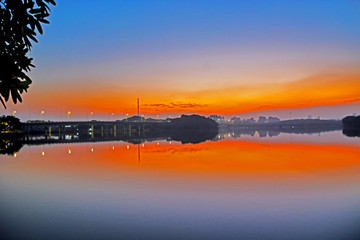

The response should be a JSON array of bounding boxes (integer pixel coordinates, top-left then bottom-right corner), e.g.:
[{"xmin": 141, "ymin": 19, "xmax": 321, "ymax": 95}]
[{"xmin": 219, "ymin": 119, "xmax": 342, "ymax": 134}]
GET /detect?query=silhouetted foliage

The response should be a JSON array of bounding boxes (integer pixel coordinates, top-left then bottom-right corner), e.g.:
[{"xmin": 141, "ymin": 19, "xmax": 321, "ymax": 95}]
[
  {"xmin": 166, "ymin": 115, "xmax": 218, "ymax": 143},
  {"xmin": 0, "ymin": 115, "xmax": 22, "ymax": 132},
  {"xmin": 169, "ymin": 114, "xmax": 218, "ymax": 130},
  {"xmin": 0, "ymin": 0, "xmax": 56, "ymax": 108},
  {"xmin": 342, "ymin": 116, "xmax": 360, "ymax": 129},
  {"xmin": 342, "ymin": 116, "xmax": 360, "ymax": 137}
]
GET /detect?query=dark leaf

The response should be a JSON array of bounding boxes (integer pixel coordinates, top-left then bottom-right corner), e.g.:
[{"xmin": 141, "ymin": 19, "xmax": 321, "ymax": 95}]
[
  {"xmin": 17, "ymin": 79, "xmax": 32, "ymax": 88},
  {"xmin": 38, "ymin": 18, "xmax": 49, "ymax": 24},
  {"xmin": 11, "ymin": 89, "xmax": 19, "ymax": 104},
  {"xmin": 46, "ymin": 0, "xmax": 56, "ymax": 6},
  {"xmin": 3, "ymin": 89, "xmax": 10, "ymax": 101},
  {"xmin": 35, "ymin": 20, "xmax": 43, "ymax": 34},
  {"xmin": 28, "ymin": 34, "xmax": 38, "ymax": 43},
  {"xmin": 29, "ymin": 8, "xmax": 42, "ymax": 14},
  {"xmin": 0, "ymin": 96, "xmax": 6, "ymax": 109}
]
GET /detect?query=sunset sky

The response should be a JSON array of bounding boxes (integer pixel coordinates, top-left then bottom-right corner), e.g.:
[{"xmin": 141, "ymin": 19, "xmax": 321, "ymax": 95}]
[{"xmin": 3, "ymin": 0, "xmax": 360, "ymax": 120}]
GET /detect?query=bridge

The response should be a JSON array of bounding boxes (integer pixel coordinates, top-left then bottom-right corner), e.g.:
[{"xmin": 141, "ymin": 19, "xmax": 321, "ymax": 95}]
[{"xmin": 22, "ymin": 120, "xmax": 165, "ymax": 139}]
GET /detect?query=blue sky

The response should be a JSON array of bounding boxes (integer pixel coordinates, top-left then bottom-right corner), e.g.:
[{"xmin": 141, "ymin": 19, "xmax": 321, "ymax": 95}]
[{"xmin": 4, "ymin": 0, "xmax": 360, "ymax": 120}]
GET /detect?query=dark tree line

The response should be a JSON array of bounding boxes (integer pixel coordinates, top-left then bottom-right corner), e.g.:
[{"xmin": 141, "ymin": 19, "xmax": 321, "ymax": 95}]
[
  {"xmin": 342, "ymin": 115, "xmax": 360, "ymax": 137},
  {"xmin": 0, "ymin": 0, "xmax": 55, "ymax": 108}
]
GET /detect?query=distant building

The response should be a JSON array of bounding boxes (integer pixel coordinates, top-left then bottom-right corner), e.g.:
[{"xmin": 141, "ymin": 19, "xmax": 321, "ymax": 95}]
[
  {"xmin": 267, "ymin": 116, "xmax": 280, "ymax": 123},
  {"xmin": 242, "ymin": 118, "xmax": 256, "ymax": 124},
  {"xmin": 231, "ymin": 117, "xmax": 241, "ymax": 123},
  {"xmin": 209, "ymin": 115, "xmax": 225, "ymax": 122},
  {"xmin": 258, "ymin": 116, "xmax": 267, "ymax": 124}
]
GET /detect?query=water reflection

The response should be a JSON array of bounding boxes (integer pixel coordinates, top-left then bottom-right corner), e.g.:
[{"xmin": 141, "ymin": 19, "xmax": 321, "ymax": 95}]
[
  {"xmin": 2, "ymin": 126, "xmax": 360, "ymax": 156},
  {"xmin": 1, "ymin": 135, "xmax": 360, "ymax": 239},
  {"xmin": 0, "ymin": 136, "xmax": 23, "ymax": 155},
  {"xmin": 1, "ymin": 128, "xmax": 360, "ymax": 239},
  {"xmin": 343, "ymin": 128, "xmax": 360, "ymax": 137}
]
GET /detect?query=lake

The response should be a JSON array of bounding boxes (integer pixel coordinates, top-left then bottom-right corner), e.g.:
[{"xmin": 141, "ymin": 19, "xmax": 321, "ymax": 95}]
[{"xmin": 1, "ymin": 130, "xmax": 359, "ymax": 239}]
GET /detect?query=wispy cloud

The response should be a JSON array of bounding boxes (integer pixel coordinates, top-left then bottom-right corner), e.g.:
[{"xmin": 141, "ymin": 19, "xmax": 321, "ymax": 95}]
[{"xmin": 143, "ymin": 102, "xmax": 207, "ymax": 109}]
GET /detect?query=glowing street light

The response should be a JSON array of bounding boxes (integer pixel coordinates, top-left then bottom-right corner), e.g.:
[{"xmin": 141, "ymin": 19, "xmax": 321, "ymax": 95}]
[
  {"xmin": 126, "ymin": 113, "xmax": 128, "ymax": 122},
  {"xmin": 12, "ymin": 110, "xmax": 16, "ymax": 117},
  {"xmin": 41, "ymin": 110, "xmax": 44, "ymax": 121},
  {"xmin": 67, "ymin": 111, "xmax": 71, "ymax": 120}
]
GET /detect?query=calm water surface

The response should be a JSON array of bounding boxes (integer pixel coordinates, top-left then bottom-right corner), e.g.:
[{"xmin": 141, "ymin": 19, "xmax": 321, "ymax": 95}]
[{"xmin": 1, "ymin": 131, "xmax": 360, "ymax": 239}]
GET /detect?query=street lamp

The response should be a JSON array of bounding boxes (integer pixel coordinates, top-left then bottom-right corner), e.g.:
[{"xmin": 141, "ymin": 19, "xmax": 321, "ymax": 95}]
[
  {"xmin": 67, "ymin": 111, "xmax": 71, "ymax": 120},
  {"xmin": 12, "ymin": 110, "xmax": 16, "ymax": 117},
  {"xmin": 126, "ymin": 113, "xmax": 128, "ymax": 122},
  {"xmin": 41, "ymin": 110, "xmax": 44, "ymax": 121}
]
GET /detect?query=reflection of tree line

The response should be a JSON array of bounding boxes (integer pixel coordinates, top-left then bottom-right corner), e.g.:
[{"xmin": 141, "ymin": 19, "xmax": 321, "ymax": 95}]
[
  {"xmin": 218, "ymin": 129, "xmax": 281, "ymax": 139},
  {"xmin": 342, "ymin": 116, "xmax": 360, "ymax": 137},
  {"xmin": 220, "ymin": 118, "xmax": 344, "ymax": 138},
  {"xmin": 0, "ymin": 136, "xmax": 23, "ymax": 155}
]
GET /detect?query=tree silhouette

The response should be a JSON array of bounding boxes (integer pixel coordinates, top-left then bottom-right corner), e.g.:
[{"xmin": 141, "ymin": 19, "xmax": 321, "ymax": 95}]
[{"xmin": 0, "ymin": 0, "xmax": 55, "ymax": 108}]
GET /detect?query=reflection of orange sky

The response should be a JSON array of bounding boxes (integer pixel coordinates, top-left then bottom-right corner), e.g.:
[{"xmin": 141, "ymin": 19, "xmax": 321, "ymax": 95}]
[
  {"xmin": 20, "ymin": 71, "xmax": 360, "ymax": 115},
  {"xmin": 4, "ymin": 140, "xmax": 360, "ymax": 179}
]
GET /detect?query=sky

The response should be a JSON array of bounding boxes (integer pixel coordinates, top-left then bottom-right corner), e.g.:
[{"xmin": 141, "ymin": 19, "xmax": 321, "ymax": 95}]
[{"xmin": 2, "ymin": 0, "xmax": 360, "ymax": 120}]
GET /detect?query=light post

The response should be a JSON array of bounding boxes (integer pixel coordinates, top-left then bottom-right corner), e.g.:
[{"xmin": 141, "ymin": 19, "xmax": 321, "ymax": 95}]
[
  {"xmin": 88, "ymin": 112, "xmax": 93, "ymax": 121},
  {"xmin": 41, "ymin": 110, "xmax": 44, "ymax": 121},
  {"xmin": 67, "ymin": 111, "xmax": 71, "ymax": 121},
  {"xmin": 126, "ymin": 113, "xmax": 128, "ymax": 122},
  {"xmin": 12, "ymin": 110, "xmax": 16, "ymax": 117}
]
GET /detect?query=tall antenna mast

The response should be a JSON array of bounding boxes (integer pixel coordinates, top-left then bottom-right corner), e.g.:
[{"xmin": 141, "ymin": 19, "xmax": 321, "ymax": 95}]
[{"xmin": 137, "ymin": 98, "xmax": 139, "ymax": 116}]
